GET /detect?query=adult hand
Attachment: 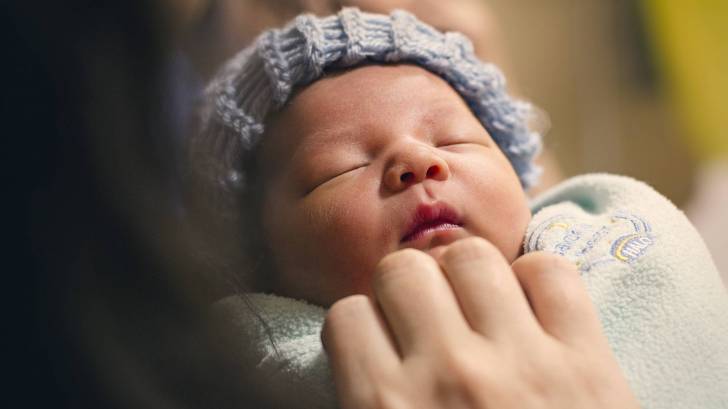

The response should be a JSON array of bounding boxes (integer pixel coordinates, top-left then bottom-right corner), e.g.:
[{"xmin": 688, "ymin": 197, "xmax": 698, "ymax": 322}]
[{"xmin": 322, "ymin": 237, "xmax": 640, "ymax": 409}]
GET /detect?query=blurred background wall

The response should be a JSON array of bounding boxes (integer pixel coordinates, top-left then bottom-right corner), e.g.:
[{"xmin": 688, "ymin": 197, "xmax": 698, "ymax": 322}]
[
  {"xmin": 489, "ymin": 0, "xmax": 691, "ymax": 201},
  {"xmin": 486, "ymin": 0, "xmax": 728, "ymax": 279}
]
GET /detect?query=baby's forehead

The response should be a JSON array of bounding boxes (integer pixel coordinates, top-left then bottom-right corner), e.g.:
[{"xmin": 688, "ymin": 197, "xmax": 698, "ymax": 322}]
[{"xmin": 270, "ymin": 64, "xmax": 474, "ymax": 138}]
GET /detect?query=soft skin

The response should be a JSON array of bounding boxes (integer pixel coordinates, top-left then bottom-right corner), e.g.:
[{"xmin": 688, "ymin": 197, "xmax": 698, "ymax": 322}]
[
  {"xmin": 258, "ymin": 64, "xmax": 532, "ymax": 307},
  {"xmin": 322, "ymin": 241, "xmax": 641, "ymax": 409}
]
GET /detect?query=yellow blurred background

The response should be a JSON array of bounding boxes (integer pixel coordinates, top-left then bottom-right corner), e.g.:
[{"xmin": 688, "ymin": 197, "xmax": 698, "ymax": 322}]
[
  {"xmin": 487, "ymin": 0, "xmax": 728, "ymax": 277},
  {"xmin": 642, "ymin": 0, "xmax": 728, "ymax": 160}
]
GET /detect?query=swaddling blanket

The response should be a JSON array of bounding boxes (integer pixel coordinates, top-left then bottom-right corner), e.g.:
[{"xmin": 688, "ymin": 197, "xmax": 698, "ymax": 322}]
[{"xmin": 212, "ymin": 174, "xmax": 728, "ymax": 409}]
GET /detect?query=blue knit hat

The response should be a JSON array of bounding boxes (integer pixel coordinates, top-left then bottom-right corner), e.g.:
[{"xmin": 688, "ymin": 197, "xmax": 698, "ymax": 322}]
[{"xmin": 198, "ymin": 7, "xmax": 542, "ymax": 193}]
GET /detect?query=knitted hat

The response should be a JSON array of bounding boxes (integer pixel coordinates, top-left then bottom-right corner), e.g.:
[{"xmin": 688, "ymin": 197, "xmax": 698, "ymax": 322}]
[{"xmin": 197, "ymin": 7, "xmax": 542, "ymax": 193}]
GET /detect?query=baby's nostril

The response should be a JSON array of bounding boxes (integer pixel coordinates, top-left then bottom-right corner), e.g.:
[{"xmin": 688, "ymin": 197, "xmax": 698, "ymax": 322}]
[
  {"xmin": 400, "ymin": 172, "xmax": 414, "ymax": 183},
  {"xmin": 426, "ymin": 165, "xmax": 439, "ymax": 178}
]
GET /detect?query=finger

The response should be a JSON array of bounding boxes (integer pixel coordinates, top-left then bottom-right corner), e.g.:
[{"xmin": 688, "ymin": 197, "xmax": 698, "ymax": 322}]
[
  {"xmin": 511, "ymin": 252, "xmax": 606, "ymax": 346},
  {"xmin": 372, "ymin": 249, "xmax": 471, "ymax": 355},
  {"xmin": 322, "ymin": 295, "xmax": 400, "ymax": 405},
  {"xmin": 436, "ymin": 237, "xmax": 539, "ymax": 339}
]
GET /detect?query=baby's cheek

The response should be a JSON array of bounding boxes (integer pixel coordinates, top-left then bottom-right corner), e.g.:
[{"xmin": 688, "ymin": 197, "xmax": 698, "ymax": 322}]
[
  {"xmin": 307, "ymin": 192, "xmax": 386, "ymax": 284},
  {"xmin": 455, "ymin": 167, "xmax": 530, "ymax": 262},
  {"xmin": 490, "ymin": 198, "xmax": 531, "ymax": 261}
]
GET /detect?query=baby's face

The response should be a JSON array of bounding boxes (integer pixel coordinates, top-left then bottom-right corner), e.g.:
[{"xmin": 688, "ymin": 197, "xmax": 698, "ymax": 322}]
[{"xmin": 258, "ymin": 65, "xmax": 531, "ymax": 306}]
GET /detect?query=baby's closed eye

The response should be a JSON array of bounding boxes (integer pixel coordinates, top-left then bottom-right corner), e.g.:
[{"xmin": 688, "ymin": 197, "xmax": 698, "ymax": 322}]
[
  {"xmin": 435, "ymin": 134, "xmax": 491, "ymax": 150},
  {"xmin": 302, "ymin": 162, "xmax": 369, "ymax": 195}
]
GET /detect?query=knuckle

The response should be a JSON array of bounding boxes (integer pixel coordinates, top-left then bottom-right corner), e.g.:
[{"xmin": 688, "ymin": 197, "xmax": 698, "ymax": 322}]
[
  {"xmin": 516, "ymin": 350, "xmax": 562, "ymax": 400},
  {"xmin": 323, "ymin": 295, "xmax": 370, "ymax": 339},
  {"xmin": 436, "ymin": 347, "xmax": 490, "ymax": 399},
  {"xmin": 375, "ymin": 249, "xmax": 436, "ymax": 285},
  {"xmin": 569, "ymin": 353, "xmax": 616, "ymax": 399},
  {"xmin": 345, "ymin": 373, "xmax": 410, "ymax": 409},
  {"xmin": 326, "ymin": 294, "xmax": 370, "ymax": 324},
  {"xmin": 446, "ymin": 352, "xmax": 484, "ymax": 380},
  {"xmin": 366, "ymin": 384, "xmax": 409, "ymax": 409},
  {"xmin": 512, "ymin": 251, "xmax": 579, "ymax": 282},
  {"xmin": 378, "ymin": 248, "xmax": 432, "ymax": 270},
  {"xmin": 442, "ymin": 236, "xmax": 501, "ymax": 265},
  {"xmin": 512, "ymin": 255, "xmax": 587, "ymax": 313}
]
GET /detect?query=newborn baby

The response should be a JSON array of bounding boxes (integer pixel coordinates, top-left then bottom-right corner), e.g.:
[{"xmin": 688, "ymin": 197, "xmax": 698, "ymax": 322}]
[{"xmin": 193, "ymin": 8, "xmax": 728, "ymax": 409}]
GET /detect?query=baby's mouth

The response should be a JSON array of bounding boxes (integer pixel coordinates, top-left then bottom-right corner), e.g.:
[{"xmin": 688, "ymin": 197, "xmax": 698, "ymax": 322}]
[{"xmin": 401, "ymin": 203, "xmax": 463, "ymax": 243}]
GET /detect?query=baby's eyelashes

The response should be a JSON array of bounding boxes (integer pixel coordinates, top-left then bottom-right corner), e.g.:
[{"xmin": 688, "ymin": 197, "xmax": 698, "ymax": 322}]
[
  {"xmin": 437, "ymin": 141, "xmax": 474, "ymax": 147},
  {"xmin": 302, "ymin": 163, "xmax": 369, "ymax": 195},
  {"xmin": 435, "ymin": 141, "xmax": 489, "ymax": 151},
  {"xmin": 433, "ymin": 131, "xmax": 492, "ymax": 149}
]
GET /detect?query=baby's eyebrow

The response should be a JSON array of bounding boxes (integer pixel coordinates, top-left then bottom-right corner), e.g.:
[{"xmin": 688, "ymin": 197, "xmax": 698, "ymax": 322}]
[
  {"xmin": 305, "ymin": 125, "xmax": 358, "ymax": 148},
  {"xmin": 291, "ymin": 125, "xmax": 360, "ymax": 164},
  {"xmin": 416, "ymin": 102, "xmax": 464, "ymax": 131},
  {"xmin": 419, "ymin": 107, "xmax": 443, "ymax": 130}
]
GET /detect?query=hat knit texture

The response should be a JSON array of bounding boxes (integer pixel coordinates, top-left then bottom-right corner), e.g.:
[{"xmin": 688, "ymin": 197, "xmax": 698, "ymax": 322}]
[{"xmin": 199, "ymin": 7, "xmax": 542, "ymax": 192}]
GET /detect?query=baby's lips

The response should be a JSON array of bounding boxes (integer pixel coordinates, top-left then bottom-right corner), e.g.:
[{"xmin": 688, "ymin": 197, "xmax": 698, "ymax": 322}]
[
  {"xmin": 400, "ymin": 202, "xmax": 462, "ymax": 243},
  {"xmin": 403, "ymin": 224, "xmax": 468, "ymax": 252}
]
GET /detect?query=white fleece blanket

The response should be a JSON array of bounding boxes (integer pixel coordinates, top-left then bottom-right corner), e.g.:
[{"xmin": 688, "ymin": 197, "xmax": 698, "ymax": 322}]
[{"xmin": 212, "ymin": 174, "xmax": 728, "ymax": 409}]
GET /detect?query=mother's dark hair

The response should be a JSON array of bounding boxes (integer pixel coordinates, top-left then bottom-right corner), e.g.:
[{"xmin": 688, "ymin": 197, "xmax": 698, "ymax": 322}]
[{"xmin": 9, "ymin": 0, "xmax": 270, "ymax": 407}]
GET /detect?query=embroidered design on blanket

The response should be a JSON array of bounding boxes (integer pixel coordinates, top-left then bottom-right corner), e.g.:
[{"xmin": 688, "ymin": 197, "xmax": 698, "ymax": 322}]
[{"xmin": 525, "ymin": 210, "xmax": 655, "ymax": 272}]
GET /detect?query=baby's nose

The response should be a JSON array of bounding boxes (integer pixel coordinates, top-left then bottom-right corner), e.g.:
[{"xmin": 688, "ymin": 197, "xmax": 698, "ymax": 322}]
[{"xmin": 383, "ymin": 145, "xmax": 450, "ymax": 192}]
